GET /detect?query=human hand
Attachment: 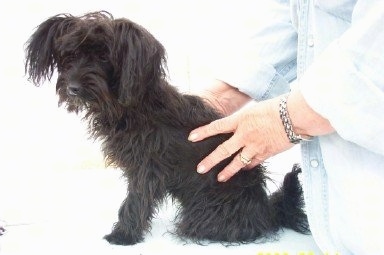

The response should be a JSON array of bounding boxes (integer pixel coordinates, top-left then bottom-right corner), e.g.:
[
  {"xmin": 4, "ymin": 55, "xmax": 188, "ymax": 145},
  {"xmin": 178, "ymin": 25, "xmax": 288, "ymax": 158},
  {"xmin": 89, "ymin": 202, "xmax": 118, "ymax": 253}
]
[
  {"xmin": 194, "ymin": 79, "xmax": 252, "ymax": 116},
  {"xmin": 188, "ymin": 97, "xmax": 294, "ymax": 182}
]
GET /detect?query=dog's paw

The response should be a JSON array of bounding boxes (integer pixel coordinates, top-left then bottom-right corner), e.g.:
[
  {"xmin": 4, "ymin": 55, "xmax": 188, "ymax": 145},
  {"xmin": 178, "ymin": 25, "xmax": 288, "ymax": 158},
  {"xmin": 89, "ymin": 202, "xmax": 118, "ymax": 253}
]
[{"xmin": 104, "ymin": 231, "xmax": 143, "ymax": 246}]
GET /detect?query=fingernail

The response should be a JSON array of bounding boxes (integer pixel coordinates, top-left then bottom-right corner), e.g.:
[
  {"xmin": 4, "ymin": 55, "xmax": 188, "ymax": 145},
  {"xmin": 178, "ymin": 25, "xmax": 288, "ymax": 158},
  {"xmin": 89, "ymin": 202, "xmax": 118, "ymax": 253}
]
[
  {"xmin": 218, "ymin": 174, "xmax": 227, "ymax": 182},
  {"xmin": 188, "ymin": 133, "xmax": 198, "ymax": 141},
  {"xmin": 197, "ymin": 165, "xmax": 206, "ymax": 174}
]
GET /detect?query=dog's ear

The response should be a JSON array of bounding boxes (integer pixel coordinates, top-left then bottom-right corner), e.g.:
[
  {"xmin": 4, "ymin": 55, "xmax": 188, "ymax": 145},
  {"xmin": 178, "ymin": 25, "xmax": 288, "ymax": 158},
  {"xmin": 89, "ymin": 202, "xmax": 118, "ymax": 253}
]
[
  {"xmin": 112, "ymin": 19, "xmax": 167, "ymax": 105},
  {"xmin": 25, "ymin": 14, "xmax": 77, "ymax": 85}
]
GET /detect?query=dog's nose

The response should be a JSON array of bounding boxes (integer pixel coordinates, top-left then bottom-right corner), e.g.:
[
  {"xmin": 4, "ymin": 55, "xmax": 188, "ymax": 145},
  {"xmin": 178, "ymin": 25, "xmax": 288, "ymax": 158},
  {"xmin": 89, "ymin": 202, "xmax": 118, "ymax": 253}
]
[{"xmin": 67, "ymin": 82, "xmax": 81, "ymax": 96}]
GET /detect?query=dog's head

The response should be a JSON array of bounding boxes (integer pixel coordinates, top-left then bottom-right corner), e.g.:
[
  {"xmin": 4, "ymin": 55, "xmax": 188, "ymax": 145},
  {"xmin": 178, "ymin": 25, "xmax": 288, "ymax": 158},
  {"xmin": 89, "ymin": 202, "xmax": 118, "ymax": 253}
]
[{"xmin": 25, "ymin": 11, "xmax": 167, "ymax": 114}]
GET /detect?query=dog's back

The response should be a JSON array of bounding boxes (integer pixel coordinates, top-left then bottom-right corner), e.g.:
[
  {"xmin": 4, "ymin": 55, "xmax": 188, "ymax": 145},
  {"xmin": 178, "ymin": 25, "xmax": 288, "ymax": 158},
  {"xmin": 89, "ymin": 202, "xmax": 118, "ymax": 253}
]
[{"xmin": 147, "ymin": 93, "xmax": 309, "ymax": 243}]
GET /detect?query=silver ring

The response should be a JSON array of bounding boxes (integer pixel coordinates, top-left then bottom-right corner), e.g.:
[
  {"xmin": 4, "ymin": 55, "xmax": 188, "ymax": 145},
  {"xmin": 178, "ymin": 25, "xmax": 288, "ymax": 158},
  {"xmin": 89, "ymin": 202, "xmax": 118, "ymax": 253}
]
[{"xmin": 239, "ymin": 152, "xmax": 252, "ymax": 165}]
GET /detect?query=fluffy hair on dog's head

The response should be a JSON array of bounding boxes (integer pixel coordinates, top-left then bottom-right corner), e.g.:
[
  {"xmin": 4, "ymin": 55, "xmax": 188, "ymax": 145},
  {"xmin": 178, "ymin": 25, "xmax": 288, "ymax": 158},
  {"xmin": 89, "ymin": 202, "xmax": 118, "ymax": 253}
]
[
  {"xmin": 26, "ymin": 11, "xmax": 166, "ymax": 116},
  {"xmin": 25, "ymin": 11, "xmax": 309, "ymax": 246}
]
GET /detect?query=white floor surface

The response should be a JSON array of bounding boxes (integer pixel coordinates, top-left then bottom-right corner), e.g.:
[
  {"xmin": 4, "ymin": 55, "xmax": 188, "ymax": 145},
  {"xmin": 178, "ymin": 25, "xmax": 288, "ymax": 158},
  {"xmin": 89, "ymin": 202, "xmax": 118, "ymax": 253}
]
[{"xmin": 0, "ymin": 149, "xmax": 322, "ymax": 255}]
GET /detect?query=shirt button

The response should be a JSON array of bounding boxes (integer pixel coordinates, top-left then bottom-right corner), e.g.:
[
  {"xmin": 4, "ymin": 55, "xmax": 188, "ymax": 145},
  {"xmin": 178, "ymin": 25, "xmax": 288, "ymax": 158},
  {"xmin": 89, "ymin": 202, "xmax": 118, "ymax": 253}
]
[
  {"xmin": 310, "ymin": 159, "xmax": 319, "ymax": 168},
  {"xmin": 307, "ymin": 36, "xmax": 314, "ymax": 47}
]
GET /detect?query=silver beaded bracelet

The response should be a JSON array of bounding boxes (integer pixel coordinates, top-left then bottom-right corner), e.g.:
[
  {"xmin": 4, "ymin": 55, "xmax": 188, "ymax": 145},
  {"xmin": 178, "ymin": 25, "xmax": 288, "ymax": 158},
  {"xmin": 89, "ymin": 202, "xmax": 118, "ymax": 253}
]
[{"xmin": 279, "ymin": 94, "xmax": 312, "ymax": 144}]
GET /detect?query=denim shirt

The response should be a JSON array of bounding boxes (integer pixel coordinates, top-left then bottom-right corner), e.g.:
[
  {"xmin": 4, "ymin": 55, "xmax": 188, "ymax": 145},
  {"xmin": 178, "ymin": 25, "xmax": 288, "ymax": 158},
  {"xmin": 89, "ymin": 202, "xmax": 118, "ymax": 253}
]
[{"xmin": 213, "ymin": 0, "xmax": 384, "ymax": 254}]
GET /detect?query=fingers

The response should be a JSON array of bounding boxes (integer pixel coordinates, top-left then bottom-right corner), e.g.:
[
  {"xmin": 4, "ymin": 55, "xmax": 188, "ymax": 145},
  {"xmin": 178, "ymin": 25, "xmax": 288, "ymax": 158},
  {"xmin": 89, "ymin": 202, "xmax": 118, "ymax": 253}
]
[
  {"xmin": 188, "ymin": 116, "xmax": 235, "ymax": 142},
  {"xmin": 196, "ymin": 132, "xmax": 244, "ymax": 174},
  {"xmin": 188, "ymin": 97, "xmax": 295, "ymax": 183},
  {"xmin": 196, "ymin": 130, "xmax": 264, "ymax": 182},
  {"xmin": 217, "ymin": 148, "xmax": 262, "ymax": 182},
  {"xmin": 189, "ymin": 113, "xmax": 261, "ymax": 182}
]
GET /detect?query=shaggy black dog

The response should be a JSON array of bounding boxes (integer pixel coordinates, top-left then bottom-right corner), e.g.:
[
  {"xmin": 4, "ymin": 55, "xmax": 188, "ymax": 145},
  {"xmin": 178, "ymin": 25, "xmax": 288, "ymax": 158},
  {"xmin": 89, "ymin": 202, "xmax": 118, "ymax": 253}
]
[{"xmin": 25, "ymin": 11, "xmax": 309, "ymax": 245}]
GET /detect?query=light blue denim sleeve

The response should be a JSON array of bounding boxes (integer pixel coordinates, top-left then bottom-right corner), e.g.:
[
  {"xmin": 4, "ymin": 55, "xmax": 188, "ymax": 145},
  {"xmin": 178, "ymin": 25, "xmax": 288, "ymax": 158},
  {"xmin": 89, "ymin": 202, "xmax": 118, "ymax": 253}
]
[
  {"xmin": 300, "ymin": 0, "xmax": 384, "ymax": 155},
  {"xmin": 212, "ymin": 0, "xmax": 298, "ymax": 101}
]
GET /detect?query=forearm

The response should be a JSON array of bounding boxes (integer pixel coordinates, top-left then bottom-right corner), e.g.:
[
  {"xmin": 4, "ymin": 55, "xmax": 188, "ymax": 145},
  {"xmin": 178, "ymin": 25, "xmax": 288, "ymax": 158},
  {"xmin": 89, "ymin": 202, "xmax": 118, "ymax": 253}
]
[
  {"xmin": 295, "ymin": 1, "xmax": 384, "ymax": 155},
  {"xmin": 211, "ymin": 0, "xmax": 297, "ymax": 101}
]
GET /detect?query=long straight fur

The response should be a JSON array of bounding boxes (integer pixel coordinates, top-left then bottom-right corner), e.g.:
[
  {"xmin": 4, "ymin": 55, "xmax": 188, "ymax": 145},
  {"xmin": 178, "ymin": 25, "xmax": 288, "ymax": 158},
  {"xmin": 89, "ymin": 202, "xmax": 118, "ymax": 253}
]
[{"xmin": 25, "ymin": 11, "xmax": 309, "ymax": 245}]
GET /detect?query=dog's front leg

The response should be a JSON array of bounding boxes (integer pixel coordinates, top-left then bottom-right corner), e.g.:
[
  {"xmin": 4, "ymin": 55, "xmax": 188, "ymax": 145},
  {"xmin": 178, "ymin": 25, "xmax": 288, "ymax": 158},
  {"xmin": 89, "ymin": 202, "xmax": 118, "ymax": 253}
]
[
  {"xmin": 104, "ymin": 174, "xmax": 165, "ymax": 245},
  {"xmin": 104, "ymin": 193, "xmax": 146, "ymax": 245}
]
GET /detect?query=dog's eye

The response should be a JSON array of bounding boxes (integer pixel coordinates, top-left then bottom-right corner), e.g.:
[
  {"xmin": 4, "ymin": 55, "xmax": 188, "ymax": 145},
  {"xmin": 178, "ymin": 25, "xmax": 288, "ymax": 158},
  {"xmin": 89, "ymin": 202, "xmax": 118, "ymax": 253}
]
[{"xmin": 99, "ymin": 54, "xmax": 109, "ymax": 62}]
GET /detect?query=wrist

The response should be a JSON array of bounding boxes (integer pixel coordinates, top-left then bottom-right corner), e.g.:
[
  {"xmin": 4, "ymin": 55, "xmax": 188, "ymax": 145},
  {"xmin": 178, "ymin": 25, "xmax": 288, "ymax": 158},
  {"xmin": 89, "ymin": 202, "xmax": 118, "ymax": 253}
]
[
  {"xmin": 284, "ymin": 90, "xmax": 335, "ymax": 137},
  {"xmin": 279, "ymin": 94, "xmax": 313, "ymax": 144}
]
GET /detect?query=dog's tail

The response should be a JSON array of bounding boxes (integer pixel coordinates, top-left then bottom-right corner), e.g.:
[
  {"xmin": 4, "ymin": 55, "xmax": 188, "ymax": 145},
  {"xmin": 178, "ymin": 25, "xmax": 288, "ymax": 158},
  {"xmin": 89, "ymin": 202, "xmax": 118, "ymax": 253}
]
[{"xmin": 269, "ymin": 164, "xmax": 310, "ymax": 234}]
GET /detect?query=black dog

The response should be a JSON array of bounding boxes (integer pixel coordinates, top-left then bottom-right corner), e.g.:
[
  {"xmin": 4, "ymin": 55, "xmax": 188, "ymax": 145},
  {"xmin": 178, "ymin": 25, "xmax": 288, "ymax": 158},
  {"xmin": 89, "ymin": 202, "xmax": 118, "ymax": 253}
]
[{"xmin": 25, "ymin": 11, "xmax": 309, "ymax": 245}]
